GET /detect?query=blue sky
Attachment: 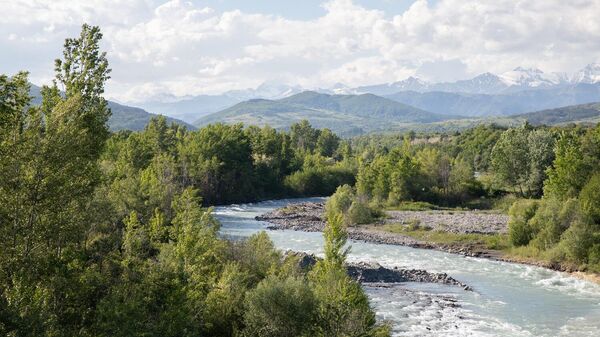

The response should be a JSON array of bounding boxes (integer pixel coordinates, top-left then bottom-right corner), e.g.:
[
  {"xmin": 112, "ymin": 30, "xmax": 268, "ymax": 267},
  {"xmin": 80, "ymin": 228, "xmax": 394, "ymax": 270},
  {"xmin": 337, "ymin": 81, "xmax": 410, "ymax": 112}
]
[
  {"xmin": 202, "ymin": 0, "xmax": 433, "ymax": 20},
  {"xmin": 1, "ymin": 0, "xmax": 599, "ymax": 102}
]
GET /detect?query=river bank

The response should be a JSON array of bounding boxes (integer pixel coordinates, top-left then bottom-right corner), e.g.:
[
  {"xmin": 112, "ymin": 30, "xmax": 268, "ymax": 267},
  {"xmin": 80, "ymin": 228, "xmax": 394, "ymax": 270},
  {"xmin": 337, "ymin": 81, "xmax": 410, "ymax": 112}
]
[{"xmin": 255, "ymin": 201, "xmax": 600, "ymax": 281}]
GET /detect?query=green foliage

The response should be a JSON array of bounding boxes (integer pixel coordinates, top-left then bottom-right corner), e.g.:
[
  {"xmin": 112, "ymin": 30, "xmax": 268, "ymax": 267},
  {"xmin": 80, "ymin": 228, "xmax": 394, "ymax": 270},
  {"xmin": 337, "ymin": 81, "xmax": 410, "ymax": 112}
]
[
  {"xmin": 507, "ymin": 200, "xmax": 539, "ymax": 246},
  {"xmin": 491, "ymin": 125, "xmax": 554, "ymax": 197},
  {"xmin": 579, "ymin": 172, "xmax": 600, "ymax": 223},
  {"xmin": 529, "ymin": 198, "xmax": 578, "ymax": 250},
  {"xmin": 326, "ymin": 184, "xmax": 379, "ymax": 226},
  {"xmin": 309, "ymin": 209, "xmax": 389, "ymax": 337},
  {"xmin": 544, "ymin": 132, "xmax": 589, "ymax": 199},
  {"xmin": 242, "ymin": 275, "xmax": 318, "ymax": 337}
]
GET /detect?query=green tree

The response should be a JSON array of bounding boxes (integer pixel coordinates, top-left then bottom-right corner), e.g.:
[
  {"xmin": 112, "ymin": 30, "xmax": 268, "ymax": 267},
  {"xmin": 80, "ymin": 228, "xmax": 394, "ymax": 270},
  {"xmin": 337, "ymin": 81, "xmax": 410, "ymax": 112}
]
[
  {"xmin": 290, "ymin": 120, "xmax": 320, "ymax": 153},
  {"xmin": 491, "ymin": 126, "xmax": 531, "ymax": 196},
  {"xmin": 316, "ymin": 128, "xmax": 340, "ymax": 157},
  {"xmin": 579, "ymin": 172, "xmax": 600, "ymax": 223},
  {"xmin": 544, "ymin": 132, "xmax": 589, "ymax": 199}
]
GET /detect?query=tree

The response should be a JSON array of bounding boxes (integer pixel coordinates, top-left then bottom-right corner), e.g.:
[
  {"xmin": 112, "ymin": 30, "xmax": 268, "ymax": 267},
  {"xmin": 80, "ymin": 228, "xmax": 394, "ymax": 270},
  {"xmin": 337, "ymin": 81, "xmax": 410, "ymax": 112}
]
[
  {"xmin": 316, "ymin": 128, "xmax": 340, "ymax": 157},
  {"xmin": 180, "ymin": 123, "xmax": 254, "ymax": 204},
  {"xmin": 579, "ymin": 172, "xmax": 600, "ymax": 223},
  {"xmin": 0, "ymin": 25, "xmax": 112, "ymax": 336},
  {"xmin": 544, "ymin": 132, "xmax": 589, "ymax": 199},
  {"xmin": 290, "ymin": 120, "xmax": 319, "ymax": 153},
  {"xmin": 491, "ymin": 126, "xmax": 531, "ymax": 196},
  {"xmin": 309, "ymin": 208, "xmax": 389, "ymax": 337}
]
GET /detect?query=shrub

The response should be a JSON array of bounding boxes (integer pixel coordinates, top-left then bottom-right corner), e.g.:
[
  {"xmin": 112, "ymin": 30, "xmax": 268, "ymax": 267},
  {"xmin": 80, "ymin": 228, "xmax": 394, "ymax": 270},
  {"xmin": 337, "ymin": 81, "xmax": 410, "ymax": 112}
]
[
  {"xmin": 559, "ymin": 220, "xmax": 596, "ymax": 263},
  {"xmin": 326, "ymin": 184, "xmax": 354, "ymax": 220},
  {"xmin": 347, "ymin": 200, "xmax": 375, "ymax": 225},
  {"xmin": 284, "ymin": 166, "xmax": 354, "ymax": 197},
  {"xmin": 579, "ymin": 172, "xmax": 600, "ymax": 223},
  {"xmin": 326, "ymin": 185, "xmax": 379, "ymax": 225},
  {"xmin": 529, "ymin": 198, "xmax": 577, "ymax": 250},
  {"xmin": 243, "ymin": 275, "xmax": 318, "ymax": 337},
  {"xmin": 507, "ymin": 200, "xmax": 539, "ymax": 246}
]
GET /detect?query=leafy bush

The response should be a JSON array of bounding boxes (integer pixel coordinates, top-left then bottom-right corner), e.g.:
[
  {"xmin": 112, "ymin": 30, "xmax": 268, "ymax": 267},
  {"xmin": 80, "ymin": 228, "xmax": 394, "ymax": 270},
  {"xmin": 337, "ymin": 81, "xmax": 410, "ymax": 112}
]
[
  {"xmin": 348, "ymin": 200, "xmax": 376, "ymax": 225},
  {"xmin": 243, "ymin": 275, "xmax": 318, "ymax": 337},
  {"xmin": 326, "ymin": 185, "xmax": 379, "ymax": 225},
  {"xmin": 507, "ymin": 199, "xmax": 539, "ymax": 246},
  {"xmin": 579, "ymin": 172, "xmax": 600, "ymax": 223},
  {"xmin": 529, "ymin": 198, "xmax": 578, "ymax": 250},
  {"xmin": 284, "ymin": 166, "xmax": 354, "ymax": 197},
  {"xmin": 560, "ymin": 220, "xmax": 596, "ymax": 262}
]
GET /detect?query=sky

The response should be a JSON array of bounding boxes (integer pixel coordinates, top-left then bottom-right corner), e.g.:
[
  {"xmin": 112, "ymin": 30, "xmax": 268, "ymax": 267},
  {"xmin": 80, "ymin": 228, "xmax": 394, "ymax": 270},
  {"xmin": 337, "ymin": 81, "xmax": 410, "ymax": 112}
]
[{"xmin": 1, "ymin": 0, "xmax": 600, "ymax": 102}]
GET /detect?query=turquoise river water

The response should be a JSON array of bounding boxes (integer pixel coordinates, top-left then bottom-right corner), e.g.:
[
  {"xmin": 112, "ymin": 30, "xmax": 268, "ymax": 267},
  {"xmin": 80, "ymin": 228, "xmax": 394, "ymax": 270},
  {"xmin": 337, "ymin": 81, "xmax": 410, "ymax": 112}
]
[{"xmin": 214, "ymin": 198, "xmax": 600, "ymax": 337}]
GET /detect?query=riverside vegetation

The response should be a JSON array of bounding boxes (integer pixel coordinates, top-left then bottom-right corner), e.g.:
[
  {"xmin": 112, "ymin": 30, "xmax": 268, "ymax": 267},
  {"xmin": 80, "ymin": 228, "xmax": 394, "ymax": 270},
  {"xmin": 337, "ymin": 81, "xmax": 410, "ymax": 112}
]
[
  {"xmin": 0, "ymin": 25, "xmax": 389, "ymax": 337},
  {"xmin": 2, "ymin": 24, "xmax": 600, "ymax": 337}
]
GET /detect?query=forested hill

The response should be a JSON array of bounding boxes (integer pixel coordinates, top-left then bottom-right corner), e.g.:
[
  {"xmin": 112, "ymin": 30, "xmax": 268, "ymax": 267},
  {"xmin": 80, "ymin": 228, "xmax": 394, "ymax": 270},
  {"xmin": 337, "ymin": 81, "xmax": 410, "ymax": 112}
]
[
  {"xmin": 511, "ymin": 102, "xmax": 600, "ymax": 125},
  {"xmin": 194, "ymin": 91, "xmax": 458, "ymax": 136},
  {"xmin": 29, "ymin": 84, "xmax": 195, "ymax": 131}
]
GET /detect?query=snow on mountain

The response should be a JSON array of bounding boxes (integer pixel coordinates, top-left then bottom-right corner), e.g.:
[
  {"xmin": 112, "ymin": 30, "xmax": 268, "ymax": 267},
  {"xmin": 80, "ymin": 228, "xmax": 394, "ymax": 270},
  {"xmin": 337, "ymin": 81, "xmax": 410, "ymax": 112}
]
[
  {"xmin": 499, "ymin": 67, "xmax": 568, "ymax": 88},
  {"xmin": 355, "ymin": 77, "xmax": 431, "ymax": 95},
  {"xmin": 431, "ymin": 72, "xmax": 507, "ymax": 94},
  {"xmin": 572, "ymin": 63, "xmax": 600, "ymax": 84},
  {"xmin": 225, "ymin": 82, "xmax": 303, "ymax": 100}
]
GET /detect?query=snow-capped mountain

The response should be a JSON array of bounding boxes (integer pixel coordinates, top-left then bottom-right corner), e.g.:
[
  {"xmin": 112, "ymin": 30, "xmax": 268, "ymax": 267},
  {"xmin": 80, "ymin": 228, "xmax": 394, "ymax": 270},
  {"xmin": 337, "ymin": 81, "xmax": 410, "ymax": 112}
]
[
  {"xmin": 225, "ymin": 82, "xmax": 303, "ymax": 101},
  {"xmin": 355, "ymin": 77, "xmax": 432, "ymax": 96},
  {"xmin": 572, "ymin": 63, "xmax": 600, "ymax": 84},
  {"xmin": 499, "ymin": 67, "xmax": 569, "ymax": 89},
  {"xmin": 431, "ymin": 73, "xmax": 507, "ymax": 94},
  {"xmin": 128, "ymin": 62, "xmax": 600, "ymax": 122}
]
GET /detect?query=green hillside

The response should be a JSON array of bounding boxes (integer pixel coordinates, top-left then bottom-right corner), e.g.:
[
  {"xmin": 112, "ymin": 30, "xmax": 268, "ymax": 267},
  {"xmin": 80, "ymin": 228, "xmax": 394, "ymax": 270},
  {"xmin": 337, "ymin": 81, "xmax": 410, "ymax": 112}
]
[
  {"xmin": 510, "ymin": 102, "xmax": 600, "ymax": 125},
  {"xmin": 194, "ymin": 91, "xmax": 454, "ymax": 135}
]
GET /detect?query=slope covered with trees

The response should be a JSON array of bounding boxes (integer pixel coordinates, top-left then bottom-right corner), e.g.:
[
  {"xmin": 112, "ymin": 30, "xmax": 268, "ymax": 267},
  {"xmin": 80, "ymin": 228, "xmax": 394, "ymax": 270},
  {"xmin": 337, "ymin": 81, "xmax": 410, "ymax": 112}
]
[{"xmin": 194, "ymin": 91, "xmax": 455, "ymax": 136}]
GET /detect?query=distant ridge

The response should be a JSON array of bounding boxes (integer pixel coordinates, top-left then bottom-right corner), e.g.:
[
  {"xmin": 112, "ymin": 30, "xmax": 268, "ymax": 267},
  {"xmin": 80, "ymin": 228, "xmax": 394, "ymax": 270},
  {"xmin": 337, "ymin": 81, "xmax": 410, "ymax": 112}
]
[
  {"xmin": 385, "ymin": 83, "xmax": 600, "ymax": 117},
  {"xmin": 512, "ymin": 102, "xmax": 600, "ymax": 126},
  {"xmin": 194, "ymin": 91, "xmax": 460, "ymax": 135}
]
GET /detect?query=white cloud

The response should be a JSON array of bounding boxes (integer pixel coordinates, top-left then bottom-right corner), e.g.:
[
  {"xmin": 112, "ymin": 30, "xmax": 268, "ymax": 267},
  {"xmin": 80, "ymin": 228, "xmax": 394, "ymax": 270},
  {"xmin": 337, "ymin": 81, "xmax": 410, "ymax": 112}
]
[{"xmin": 1, "ymin": 0, "xmax": 600, "ymax": 102}]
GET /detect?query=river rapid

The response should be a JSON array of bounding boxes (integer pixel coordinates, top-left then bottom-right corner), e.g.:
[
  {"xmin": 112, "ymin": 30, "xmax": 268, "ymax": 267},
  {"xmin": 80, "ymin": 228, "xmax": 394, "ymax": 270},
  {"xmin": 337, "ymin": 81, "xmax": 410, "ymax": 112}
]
[{"xmin": 214, "ymin": 198, "xmax": 600, "ymax": 337}]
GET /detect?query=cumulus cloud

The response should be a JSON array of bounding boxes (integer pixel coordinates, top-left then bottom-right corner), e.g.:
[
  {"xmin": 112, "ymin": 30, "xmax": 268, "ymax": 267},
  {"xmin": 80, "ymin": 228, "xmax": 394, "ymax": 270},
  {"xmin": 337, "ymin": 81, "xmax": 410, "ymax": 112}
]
[{"xmin": 1, "ymin": 0, "xmax": 600, "ymax": 102}]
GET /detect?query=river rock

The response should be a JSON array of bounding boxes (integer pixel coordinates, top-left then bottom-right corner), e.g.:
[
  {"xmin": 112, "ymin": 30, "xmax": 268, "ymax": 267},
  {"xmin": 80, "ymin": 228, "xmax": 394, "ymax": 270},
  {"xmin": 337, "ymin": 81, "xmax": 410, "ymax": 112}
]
[{"xmin": 284, "ymin": 251, "xmax": 472, "ymax": 290}]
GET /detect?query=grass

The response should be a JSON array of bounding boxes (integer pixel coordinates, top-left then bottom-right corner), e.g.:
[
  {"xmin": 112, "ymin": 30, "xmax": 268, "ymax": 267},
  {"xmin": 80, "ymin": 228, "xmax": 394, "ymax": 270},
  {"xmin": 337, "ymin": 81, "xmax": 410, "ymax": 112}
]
[
  {"xmin": 385, "ymin": 201, "xmax": 441, "ymax": 211},
  {"xmin": 377, "ymin": 223, "xmax": 511, "ymax": 250}
]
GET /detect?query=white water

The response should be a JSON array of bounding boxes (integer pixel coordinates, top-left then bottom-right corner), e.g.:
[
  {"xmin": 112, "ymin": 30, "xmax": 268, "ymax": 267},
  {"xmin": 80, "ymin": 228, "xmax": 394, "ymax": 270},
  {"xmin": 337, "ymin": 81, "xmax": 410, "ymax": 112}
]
[{"xmin": 214, "ymin": 198, "xmax": 600, "ymax": 337}]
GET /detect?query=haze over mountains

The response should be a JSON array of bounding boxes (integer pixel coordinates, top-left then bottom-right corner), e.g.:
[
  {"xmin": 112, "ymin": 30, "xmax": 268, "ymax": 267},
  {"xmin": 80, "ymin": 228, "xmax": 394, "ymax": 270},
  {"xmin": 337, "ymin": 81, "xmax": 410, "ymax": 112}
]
[
  {"xmin": 126, "ymin": 63, "xmax": 600, "ymax": 127},
  {"xmin": 30, "ymin": 63, "xmax": 599, "ymax": 134}
]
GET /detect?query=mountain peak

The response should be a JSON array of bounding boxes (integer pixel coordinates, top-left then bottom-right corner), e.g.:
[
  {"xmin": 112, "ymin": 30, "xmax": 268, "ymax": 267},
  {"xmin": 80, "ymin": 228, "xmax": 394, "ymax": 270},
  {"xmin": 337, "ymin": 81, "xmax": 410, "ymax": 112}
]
[{"xmin": 573, "ymin": 62, "xmax": 600, "ymax": 84}]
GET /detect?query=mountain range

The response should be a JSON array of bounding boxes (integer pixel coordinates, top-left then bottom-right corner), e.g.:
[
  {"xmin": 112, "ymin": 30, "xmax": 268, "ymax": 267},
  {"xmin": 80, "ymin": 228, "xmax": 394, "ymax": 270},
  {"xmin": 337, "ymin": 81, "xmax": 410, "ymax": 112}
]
[{"xmin": 124, "ymin": 63, "xmax": 600, "ymax": 124}]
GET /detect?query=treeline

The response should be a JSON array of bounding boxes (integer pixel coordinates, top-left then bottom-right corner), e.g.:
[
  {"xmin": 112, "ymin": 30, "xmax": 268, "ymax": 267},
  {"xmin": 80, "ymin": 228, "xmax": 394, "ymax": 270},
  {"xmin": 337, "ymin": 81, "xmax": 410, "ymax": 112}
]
[
  {"xmin": 350, "ymin": 123, "xmax": 600, "ymax": 272},
  {"xmin": 0, "ymin": 25, "xmax": 387, "ymax": 337},
  {"xmin": 103, "ymin": 118, "xmax": 354, "ymax": 207},
  {"xmin": 507, "ymin": 126, "xmax": 600, "ymax": 271}
]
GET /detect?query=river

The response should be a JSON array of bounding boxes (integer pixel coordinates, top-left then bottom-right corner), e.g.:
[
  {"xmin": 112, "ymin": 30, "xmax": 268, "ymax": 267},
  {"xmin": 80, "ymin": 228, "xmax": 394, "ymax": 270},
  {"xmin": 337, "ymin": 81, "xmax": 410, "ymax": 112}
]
[{"xmin": 214, "ymin": 198, "xmax": 600, "ymax": 337}]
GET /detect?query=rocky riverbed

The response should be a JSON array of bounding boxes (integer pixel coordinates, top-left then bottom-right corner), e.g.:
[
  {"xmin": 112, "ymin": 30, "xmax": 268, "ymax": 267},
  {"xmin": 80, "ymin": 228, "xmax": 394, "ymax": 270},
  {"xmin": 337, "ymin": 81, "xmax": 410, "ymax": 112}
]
[
  {"xmin": 255, "ymin": 201, "xmax": 507, "ymax": 258},
  {"xmin": 286, "ymin": 251, "xmax": 472, "ymax": 290}
]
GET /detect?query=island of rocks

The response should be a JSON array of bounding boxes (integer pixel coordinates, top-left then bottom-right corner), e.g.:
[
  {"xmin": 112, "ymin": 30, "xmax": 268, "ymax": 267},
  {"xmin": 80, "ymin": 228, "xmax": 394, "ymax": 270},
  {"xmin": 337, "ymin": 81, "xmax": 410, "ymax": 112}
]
[
  {"xmin": 256, "ymin": 201, "xmax": 508, "ymax": 258},
  {"xmin": 287, "ymin": 251, "xmax": 472, "ymax": 291}
]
